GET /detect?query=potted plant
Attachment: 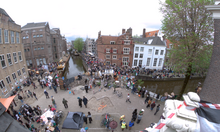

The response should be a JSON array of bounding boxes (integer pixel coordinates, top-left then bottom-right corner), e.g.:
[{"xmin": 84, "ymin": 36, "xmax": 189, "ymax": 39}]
[
  {"xmin": 97, "ymin": 82, "xmax": 101, "ymax": 86},
  {"xmin": 136, "ymin": 79, "xmax": 144, "ymax": 91}
]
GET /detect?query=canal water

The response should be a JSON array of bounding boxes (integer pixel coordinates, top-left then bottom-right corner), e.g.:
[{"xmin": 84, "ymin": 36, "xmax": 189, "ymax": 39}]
[{"xmin": 64, "ymin": 55, "xmax": 205, "ymax": 95}]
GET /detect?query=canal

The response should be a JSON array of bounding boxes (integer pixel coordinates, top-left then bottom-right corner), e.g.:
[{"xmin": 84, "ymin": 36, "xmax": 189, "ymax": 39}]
[{"xmin": 63, "ymin": 55, "xmax": 205, "ymax": 95}]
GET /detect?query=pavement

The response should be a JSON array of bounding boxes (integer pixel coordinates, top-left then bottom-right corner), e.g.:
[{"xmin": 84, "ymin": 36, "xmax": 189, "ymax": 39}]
[{"xmin": 13, "ymin": 77, "xmax": 165, "ymax": 132}]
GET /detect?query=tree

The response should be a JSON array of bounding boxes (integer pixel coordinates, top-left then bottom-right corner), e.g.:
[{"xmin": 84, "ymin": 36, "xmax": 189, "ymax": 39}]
[
  {"xmin": 133, "ymin": 34, "xmax": 140, "ymax": 38},
  {"xmin": 73, "ymin": 38, "xmax": 84, "ymax": 52},
  {"xmin": 160, "ymin": 0, "xmax": 214, "ymax": 99}
]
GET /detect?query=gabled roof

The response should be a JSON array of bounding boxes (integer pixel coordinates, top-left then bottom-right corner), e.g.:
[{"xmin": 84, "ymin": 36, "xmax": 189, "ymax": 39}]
[
  {"xmin": 145, "ymin": 30, "xmax": 159, "ymax": 37},
  {"xmin": 50, "ymin": 29, "xmax": 57, "ymax": 34},
  {"xmin": 0, "ymin": 8, "xmax": 14, "ymax": 23},
  {"xmin": 133, "ymin": 37, "xmax": 166, "ymax": 46},
  {"xmin": 100, "ymin": 35, "xmax": 119, "ymax": 44},
  {"xmin": 22, "ymin": 22, "xmax": 47, "ymax": 29}
]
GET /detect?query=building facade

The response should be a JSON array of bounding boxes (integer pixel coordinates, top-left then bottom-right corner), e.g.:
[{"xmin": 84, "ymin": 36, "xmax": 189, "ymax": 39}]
[
  {"xmin": 84, "ymin": 38, "xmax": 96, "ymax": 55},
  {"xmin": 0, "ymin": 8, "xmax": 28, "ymax": 97},
  {"xmin": 132, "ymin": 37, "xmax": 166, "ymax": 70},
  {"xmin": 97, "ymin": 28, "xmax": 134, "ymax": 66}
]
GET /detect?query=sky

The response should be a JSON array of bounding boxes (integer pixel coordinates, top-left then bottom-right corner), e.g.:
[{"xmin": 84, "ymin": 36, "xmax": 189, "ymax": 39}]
[{"xmin": 1, "ymin": 0, "xmax": 164, "ymax": 42}]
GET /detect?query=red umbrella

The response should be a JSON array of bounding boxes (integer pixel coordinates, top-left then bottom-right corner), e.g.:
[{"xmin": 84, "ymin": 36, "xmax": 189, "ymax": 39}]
[{"xmin": 109, "ymin": 120, "xmax": 118, "ymax": 129}]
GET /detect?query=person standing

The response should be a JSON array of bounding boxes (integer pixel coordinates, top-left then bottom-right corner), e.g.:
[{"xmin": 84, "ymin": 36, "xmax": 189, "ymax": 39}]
[
  {"xmin": 145, "ymin": 94, "xmax": 150, "ymax": 104},
  {"xmin": 78, "ymin": 97, "xmax": 83, "ymax": 108},
  {"xmin": 33, "ymin": 92, "xmax": 38, "ymax": 100},
  {"xmin": 137, "ymin": 109, "xmax": 144, "ymax": 124},
  {"xmin": 25, "ymin": 90, "xmax": 30, "ymax": 98},
  {"xmin": 52, "ymin": 83, "xmax": 58, "ymax": 93},
  {"xmin": 17, "ymin": 94, "xmax": 24, "ymax": 104},
  {"xmin": 83, "ymin": 96, "xmax": 88, "ymax": 108},
  {"xmin": 83, "ymin": 114, "xmax": 87, "ymax": 124},
  {"xmin": 28, "ymin": 90, "xmax": 33, "ymax": 98},
  {"xmin": 154, "ymin": 104, "xmax": 160, "ymax": 115},
  {"xmin": 151, "ymin": 101, "xmax": 156, "ymax": 111},
  {"xmin": 146, "ymin": 99, "xmax": 152, "ymax": 108},
  {"xmin": 132, "ymin": 109, "xmax": 137, "ymax": 121},
  {"xmin": 32, "ymin": 82, "xmax": 37, "ymax": 89},
  {"xmin": 36, "ymin": 105, "xmax": 42, "ymax": 115},
  {"xmin": 126, "ymin": 94, "xmax": 131, "ymax": 103},
  {"xmin": 88, "ymin": 112, "xmax": 92, "ymax": 123},
  {"xmin": 85, "ymin": 85, "xmax": 89, "ymax": 93},
  {"xmin": 52, "ymin": 98, "xmax": 57, "ymax": 108},
  {"xmin": 62, "ymin": 98, "xmax": 68, "ymax": 108},
  {"xmin": 44, "ymin": 90, "xmax": 50, "ymax": 99},
  {"xmin": 85, "ymin": 79, "xmax": 87, "ymax": 84},
  {"xmin": 119, "ymin": 115, "xmax": 125, "ymax": 125},
  {"xmin": 121, "ymin": 120, "xmax": 127, "ymax": 131},
  {"xmin": 128, "ymin": 120, "xmax": 134, "ymax": 130}
]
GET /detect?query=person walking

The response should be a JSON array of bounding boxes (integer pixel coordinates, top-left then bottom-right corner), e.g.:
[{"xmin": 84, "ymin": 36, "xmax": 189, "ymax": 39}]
[
  {"xmin": 137, "ymin": 109, "xmax": 144, "ymax": 124},
  {"xmin": 36, "ymin": 105, "xmax": 42, "ymax": 115},
  {"xmin": 17, "ymin": 94, "xmax": 24, "ymax": 104},
  {"xmin": 132, "ymin": 109, "xmax": 137, "ymax": 121},
  {"xmin": 44, "ymin": 90, "xmax": 50, "ymax": 99},
  {"xmin": 52, "ymin": 83, "xmax": 58, "ymax": 93},
  {"xmin": 146, "ymin": 99, "xmax": 152, "ymax": 108},
  {"xmin": 78, "ymin": 97, "xmax": 83, "ymax": 108},
  {"xmin": 85, "ymin": 79, "xmax": 87, "ymax": 84},
  {"xmin": 145, "ymin": 94, "xmax": 150, "ymax": 104},
  {"xmin": 154, "ymin": 104, "xmax": 160, "ymax": 115},
  {"xmin": 32, "ymin": 82, "xmax": 37, "ymax": 89},
  {"xmin": 126, "ymin": 94, "xmax": 131, "ymax": 103},
  {"xmin": 25, "ymin": 90, "xmax": 30, "ymax": 98},
  {"xmin": 85, "ymin": 85, "xmax": 89, "ymax": 93},
  {"xmin": 28, "ymin": 90, "xmax": 33, "ymax": 98},
  {"xmin": 83, "ymin": 114, "xmax": 87, "ymax": 124},
  {"xmin": 128, "ymin": 120, "xmax": 134, "ymax": 130},
  {"xmin": 83, "ymin": 96, "xmax": 88, "ymax": 108},
  {"xmin": 88, "ymin": 112, "xmax": 92, "ymax": 123},
  {"xmin": 62, "ymin": 98, "xmax": 68, "ymax": 108},
  {"xmin": 119, "ymin": 115, "xmax": 125, "ymax": 125},
  {"xmin": 151, "ymin": 101, "xmax": 156, "ymax": 111},
  {"xmin": 33, "ymin": 92, "xmax": 38, "ymax": 100},
  {"xmin": 52, "ymin": 98, "xmax": 57, "ymax": 108}
]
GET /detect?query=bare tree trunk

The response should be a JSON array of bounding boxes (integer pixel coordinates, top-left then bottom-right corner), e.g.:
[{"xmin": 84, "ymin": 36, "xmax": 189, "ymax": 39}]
[{"xmin": 177, "ymin": 64, "xmax": 192, "ymax": 100}]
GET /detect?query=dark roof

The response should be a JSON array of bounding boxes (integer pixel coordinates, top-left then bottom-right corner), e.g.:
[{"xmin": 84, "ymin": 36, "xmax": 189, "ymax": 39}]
[
  {"xmin": 0, "ymin": 8, "xmax": 14, "ymax": 23},
  {"xmin": 22, "ymin": 22, "xmax": 47, "ymax": 29},
  {"xmin": 0, "ymin": 103, "xmax": 30, "ymax": 132},
  {"xmin": 133, "ymin": 36, "xmax": 166, "ymax": 46}
]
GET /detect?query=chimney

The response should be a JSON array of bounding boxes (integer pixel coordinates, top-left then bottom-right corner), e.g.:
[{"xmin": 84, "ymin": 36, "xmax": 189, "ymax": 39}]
[
  {"xmin": 122, "ymin": 29, "xmax": 125, "ymax": 34},
  {"xmin": 127, "ymin": 27, "xmax": 132, "ymax": 36},
  {"xmin": 155, "ymin": 32, "xmax": 158, "ymax": 37},
  {"xmin": 143, "ymin": 28, "xmax": 146, "ymax": 38},
  {"xmin": 98, "ymin": 31, "xmax": 101, "ymax": 38}
]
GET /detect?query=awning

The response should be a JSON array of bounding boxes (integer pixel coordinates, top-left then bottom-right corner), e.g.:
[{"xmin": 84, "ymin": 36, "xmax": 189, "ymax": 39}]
[{"xmin": 0, "ymin": 95, "xmax": 16, "ymax": 111}]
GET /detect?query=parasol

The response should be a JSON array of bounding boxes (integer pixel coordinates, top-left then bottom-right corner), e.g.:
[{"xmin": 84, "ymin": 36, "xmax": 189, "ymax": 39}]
[{"xmin": 109, "ymin": 120, "xmax": 118, "ymax": 129}]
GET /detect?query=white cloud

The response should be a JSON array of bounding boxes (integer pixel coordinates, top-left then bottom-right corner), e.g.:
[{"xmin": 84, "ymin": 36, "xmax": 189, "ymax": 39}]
[{"xmin": 1, "ymin": 0, "xmax": 164, "ymax": 41}]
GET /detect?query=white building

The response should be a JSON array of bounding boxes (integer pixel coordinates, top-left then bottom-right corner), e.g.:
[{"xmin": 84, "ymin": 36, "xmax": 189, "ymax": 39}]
[{"xmin": 132, "ymin": 37, "xmax": 166, "ymax": 70}]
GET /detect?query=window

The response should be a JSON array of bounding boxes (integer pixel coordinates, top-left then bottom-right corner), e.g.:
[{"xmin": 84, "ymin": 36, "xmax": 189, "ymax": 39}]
[
  {"xmin": 26, "ymin": 60, "xmax": 29, "ymax": 66},
  {"xmin": 113, "ymin": 49, "xmax": 117, "ymax": 53},
  {"xmin": 139, "ymin": 60, "xmax": 143, "ymax": 66},
  {"xmin": 53, "ymin": 38, "xmax": 56, "ymax": 43},
  {"xmin": 55, "ymin": 54, "xmax": 58, "ymax": 59},
  {"xmin": 22, "ymin": 67, "xmax": 26, "ymax": 73},
  {"xmin": 147, "ymin": 39, "xmax": 153, "ymax": 44},
  {"xmin": 33, "ymin": 35, "xmax": 36, "ymax": 38},
  {"xmin": 24, "ymin": 49, "xmax": 26, "ymax": 52},
  {"xmin": 148, "ymin": 49, "xmax": 152, "ymax": 55},
  {"xmin": 106, "ymin": 49, "xmax": 110, "ymax": 53},
  {"xmin": 43, "ymin": 58, "xmax": 46, "ymax": 64},
  {"xmin": 122, "ymin": 57, "xmax": 129, "ymax": 66},
  {"xmin": 135, "ymin": 47, "xmax": 139, "ymax": 52},
  {"xmin": 0, "ymin": 55, "xmax": 6, "ymax": 68},
  {"xmin": 34, "ymin": 48, "xmax": 37, "ymax": 50},
  {"xmin": 6, "ymin": 76, "xmax": 11, "ymax": 84},
  {"xmin": 7, "ymin": 53, "xmax": 12, "ymax": 65},
  {"xmin": 112, "ymin": 55, "xmax": 117, "ymax": 59},
  {"xmin": 106, "ymin": 61, "xmax": 110, "ymax": 65},
  {"xmin": 40, "ymin": 34, "xmax": 43, "ymax": 37},
  {"xmin": 17, "ymin": 70, "xmax": 21, "ymax": 76},
  {"xmin": 16, "ymin": 32, "xmax": 20, "ymax": 43},
  {"xmin": 18, "ymin": 51, "xmax": 22, "ymax": 61},
  {"xmin": 110, "ymin": 41, "xmax": 115, "ymax": 44},
  {"xmin": 4, "ymin": 30, "xmax": 9, "ymax": 43},
  {"xmin": 26, "ymin": 36, "xmax": 29, "ymax": 39},
  {"xmin": 153, "ymin": 58, "xmax": 158, "ymax": 66},
  {"xmin": 38, "ymin": 47, "xmax": 40, "ymax": 50},
  {"xmin": 160, "ymin": 50, "xmax": 164, "ymax": 55},
  {"xmin": 140, "ymin": 47, "xmax": 144, "ymax": 52},
  {"xmin": 146, "ymin": 58, "xmax": 151, "ymax": 66},
  {"xmin": 41, "ymin": 47, "xmax": 44, "ymax": 50},
  {"xmin": 0, "ymin": 80, "xmax": 5, "ymax": 89},
  {"xmin": 134, "ymin": 60, "xmax": 138, "ymax": 66},
  {"xmin": 37, "ymin": 35, "xmax": 39, "ymax": 37},
  {"xmin": 124, "ymin": 40, "xmax": 130, "ymax": 45},
  {"xmin": 139, "ymin": 54, "xmax": 143, "ymax": 58},
  {"xmin": 158, "ymin": 58, "xmax": 163, "ymax": 66},
  {"xmin": 13, "ymin": 52, "xmax": 17, "ymax": 63},
  {"xmin": 106, "ymin": 55, "xmax": 110, "ymax": 59},
  {"xmin": 54, "ymin": 46, "xmax": 56, "ymax": 52},
  {"xmin": 23, "ymin": 36, "xmax": 26, "ymax": 39},
  {"xmin": 135, "ymin": 53, "xmax": 138, "ymax": 58},
  {"xmin": 39, "ymin": 29, "xmax": 43, "ymax": 31},
  {"xmin": 11, "ymin": 31, "xmax": 15, "ymax": 43},
  {"xmin": 0, "ymin": 29, "xmax": 2, "ymax": 43},
  {"xmin": 155, "ymin": 50, "xmax": 159, "ymax": 55},
  {"xmin": 32, "ymin": 30, "xmax": 36, "ymax": 32},
  {"xmin": 12, "ymin": 73, "xmax": 17, "ymax": 80},
  {"xmin": 123, "ymin": 48, "xmax": 130, "ymax": 54}
]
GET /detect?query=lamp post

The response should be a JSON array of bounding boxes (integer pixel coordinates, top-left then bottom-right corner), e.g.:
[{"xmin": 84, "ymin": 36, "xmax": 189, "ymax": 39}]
[{"xmin": 200, "ymin": 1, "xmax": 220, "ymax": 103}]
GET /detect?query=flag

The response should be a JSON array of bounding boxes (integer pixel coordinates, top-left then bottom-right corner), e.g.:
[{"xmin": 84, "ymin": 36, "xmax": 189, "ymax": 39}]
[{"xmin": 195, "ymin": 106, "xmax": 220, "ymax": 132}]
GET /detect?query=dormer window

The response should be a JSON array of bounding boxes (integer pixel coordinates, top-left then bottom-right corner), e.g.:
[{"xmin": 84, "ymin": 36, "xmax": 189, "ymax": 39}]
[
  {"xmin": 147, "ymin": 39, "xmax": 153, "ymax": 44},
  {"xmin": 110, "ymin": 41, "xmax": 115, "ymax": 44},
  {"xmin": 126, "ymin": 36, "xmax": 129, "ymax": 39}
]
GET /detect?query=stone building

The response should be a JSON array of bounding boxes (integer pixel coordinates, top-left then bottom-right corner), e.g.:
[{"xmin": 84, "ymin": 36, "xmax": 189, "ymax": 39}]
[
  {"xmin": 22, "ymin": 23, "xmax": 67, "ymax": 68},
  {"xmin": 0, "ymin": 8, "xmax": 27, "ymax": 97},
  {"xmin": 84, "ymin": 38, "xmax": 96, "ymax": 55},
  {"xmin": 97, "ymin": 28, "xmax": 134, "ymax": 66}
]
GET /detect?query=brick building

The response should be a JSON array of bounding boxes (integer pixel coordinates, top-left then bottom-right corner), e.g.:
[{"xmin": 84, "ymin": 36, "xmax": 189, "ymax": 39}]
[
  {"xmin": 22, "ymin": 23, "xmax": 67, "ymax": 68},
  {"xmin": 0, "ymin": 8, "xmax": 28, "ymax": 97},
  {"xmin": 97, "ymin": 28, "xmax": 134, "ymax": 66}
]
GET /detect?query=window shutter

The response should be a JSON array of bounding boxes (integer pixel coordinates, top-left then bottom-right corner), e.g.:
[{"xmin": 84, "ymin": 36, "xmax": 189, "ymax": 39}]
[
  {"xmin": 104, "ymin": 49, "xmax": 106, "ymax": 53},
  {"xmin": 130, "ymin": 51, "xmax": 131, "ymax": 54},
  {"xmin": 130, "ymin": 40, "xmax": 132, "ymax": 44},
  {"xmin": 122, "ymin": 51, "xmax": 123, "ymax": 54},
  {"xmin": 117, "ymin": 50, "xmax": 118, "ymax": 53},
  {"xmin": 122, "ymin": 40, "xmax": 124, "ymax": 44},
  {"xmin": 121, "ymin": 62, "xmax": 122, "ymax": 65}
]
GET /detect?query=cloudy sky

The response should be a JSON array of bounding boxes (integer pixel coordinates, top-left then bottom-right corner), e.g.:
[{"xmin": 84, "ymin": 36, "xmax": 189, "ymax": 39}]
[{"xmin": 1, "ymin": 0, "xmax": 164, "ymax": 42}]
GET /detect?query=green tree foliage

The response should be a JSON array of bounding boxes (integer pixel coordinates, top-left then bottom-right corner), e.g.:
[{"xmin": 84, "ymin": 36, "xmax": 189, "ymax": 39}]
[
  {"xmin": 160, "ymin": 0, "xmax": 214, "ymax": 99},
  {"xmin": 133, "ymin": 34, "xmax": 140, "ymax": 38},
  {"xmin": 74, "ymin": 38, "xmax": 84, "ymax": 52}
]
